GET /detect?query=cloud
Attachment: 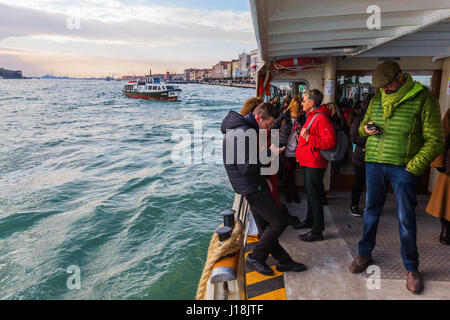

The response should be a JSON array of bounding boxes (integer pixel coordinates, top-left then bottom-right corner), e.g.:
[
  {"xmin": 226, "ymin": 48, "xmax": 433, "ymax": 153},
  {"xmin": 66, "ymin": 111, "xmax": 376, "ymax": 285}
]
[
  {"xmin": 0, "ymin": 47, "xmax": 47, "ymax": 75},
  {"xmin": 0, "ymin": 2, "xmax": 255, "ymax": 45},
  {"xmin": 0, "ymin": 1, "xmax": 257, "ymax": 76},
  {"xmin": 0, "ymin": 45, "xmax": 206, "ymax": 77}
]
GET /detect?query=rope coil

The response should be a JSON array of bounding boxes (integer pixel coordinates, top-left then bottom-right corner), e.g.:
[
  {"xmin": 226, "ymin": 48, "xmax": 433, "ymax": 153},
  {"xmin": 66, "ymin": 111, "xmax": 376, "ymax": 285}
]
[{"xmin": 196, "ymin": 220, "xmax": 244, "ymax": 300}]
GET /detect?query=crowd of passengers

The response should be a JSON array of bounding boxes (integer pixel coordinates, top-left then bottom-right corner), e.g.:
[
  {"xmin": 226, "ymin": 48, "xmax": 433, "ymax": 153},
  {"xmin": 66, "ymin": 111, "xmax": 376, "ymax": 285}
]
[{"xmin": 221, "ymin": 61, "xmax": 449, "ymax": 295}]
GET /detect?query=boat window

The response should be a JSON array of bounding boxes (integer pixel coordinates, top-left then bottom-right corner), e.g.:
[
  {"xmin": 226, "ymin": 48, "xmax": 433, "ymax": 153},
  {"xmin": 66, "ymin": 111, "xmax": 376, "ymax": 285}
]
[
  {"xmin": 166, "ymin": 86, "xmax": 174, "ymax": 90},
  {"xmin": 157, "ymin": 86, "xmax": 161, "ymax": 90},
  {"xmin": 152, "ymin": 86, "xmax": 157, "ymax": 90}
]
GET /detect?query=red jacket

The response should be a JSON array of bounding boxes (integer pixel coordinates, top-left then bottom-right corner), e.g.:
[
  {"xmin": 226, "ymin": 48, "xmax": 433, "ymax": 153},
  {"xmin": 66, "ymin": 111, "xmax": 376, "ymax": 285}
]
[
  {"xmin": 296, "ymin": 105, "xmax": 337, "ymax": 169},
  {"xmin": 343, "ymin": 108, "xmax": 353, "ymax": 123}
]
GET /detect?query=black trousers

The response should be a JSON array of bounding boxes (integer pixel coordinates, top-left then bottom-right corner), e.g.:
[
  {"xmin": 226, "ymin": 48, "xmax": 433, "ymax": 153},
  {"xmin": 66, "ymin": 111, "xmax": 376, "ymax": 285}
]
[
  {"xmin": 283, "ymin": 156, "xmax": 298, "ymax": 194},
  {"xmin": 303, "ymin": 166, "xmax": 326, "ymax": 234},
  {"xmin": 246, "ymin": 186, "xmax": 293, "ymax": 264},
  {"xmin": 351, "ymin": 165, "xmax": 366, "ymax": 207}
]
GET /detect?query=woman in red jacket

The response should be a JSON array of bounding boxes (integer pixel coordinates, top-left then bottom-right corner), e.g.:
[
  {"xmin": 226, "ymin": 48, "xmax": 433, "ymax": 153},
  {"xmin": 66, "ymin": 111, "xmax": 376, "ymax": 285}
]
[{"xmin": 295, "ymin": 89, "xmax": 337, "ymax": 242}]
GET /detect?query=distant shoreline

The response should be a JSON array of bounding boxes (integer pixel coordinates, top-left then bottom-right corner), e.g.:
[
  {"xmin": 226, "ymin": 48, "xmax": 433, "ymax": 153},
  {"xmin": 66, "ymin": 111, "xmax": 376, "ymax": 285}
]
[
  {"xmin": 168, "ymin": 80, "xmax": 255, "ymax": 89},
  {"xmin": 199, "ymin": 81, "xmax": 255, "ymax": 89}
]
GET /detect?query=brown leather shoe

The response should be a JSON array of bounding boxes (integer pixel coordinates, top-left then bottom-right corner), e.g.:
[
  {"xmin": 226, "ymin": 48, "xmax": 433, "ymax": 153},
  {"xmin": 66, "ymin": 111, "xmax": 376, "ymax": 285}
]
[
  {"xmin": 406, "ymin": 271, "xmax": 424, "ymax": 294},
  {"xmin": 349, "ymin": 255, "xmax": 373, "ymax": 273}
]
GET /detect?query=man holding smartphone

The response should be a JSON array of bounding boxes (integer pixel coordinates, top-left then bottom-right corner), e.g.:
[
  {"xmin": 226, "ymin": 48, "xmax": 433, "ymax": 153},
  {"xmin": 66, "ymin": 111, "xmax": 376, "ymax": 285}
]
[
  {"xmin": 221, "ymin": 103, "xmax": 306, "ymax": 276},
  {"xmin": 349, "ymin": 61, "xmax": 444, "ymax": 294}
]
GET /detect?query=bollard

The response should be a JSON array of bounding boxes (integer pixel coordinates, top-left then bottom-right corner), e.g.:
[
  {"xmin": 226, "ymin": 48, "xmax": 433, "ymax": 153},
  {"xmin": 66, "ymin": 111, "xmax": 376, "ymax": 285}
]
[
  {"xmin": 221, "ymin": 209, "xmax": 235, "ymax": 229},
  {"xmin": 215, "ymin": 226, "xmax": 232, "ymax": 243}
]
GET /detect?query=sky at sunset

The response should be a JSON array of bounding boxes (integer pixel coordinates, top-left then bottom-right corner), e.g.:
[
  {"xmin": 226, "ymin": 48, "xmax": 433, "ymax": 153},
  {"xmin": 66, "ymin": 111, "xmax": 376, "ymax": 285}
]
[{"xmin": 0, "ymin": 0, "xmax": 257, "ymax": 77}]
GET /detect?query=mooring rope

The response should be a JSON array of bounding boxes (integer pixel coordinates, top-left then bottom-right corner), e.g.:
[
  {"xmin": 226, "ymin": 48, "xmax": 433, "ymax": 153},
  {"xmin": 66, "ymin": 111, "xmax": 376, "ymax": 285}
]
[{"xmin": 196, "ymin": 220, "xmax": 244, "ymax": 300}]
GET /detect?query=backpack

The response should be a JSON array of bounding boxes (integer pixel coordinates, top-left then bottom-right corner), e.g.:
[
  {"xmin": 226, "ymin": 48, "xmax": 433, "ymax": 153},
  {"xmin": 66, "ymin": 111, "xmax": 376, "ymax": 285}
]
[{"xmin": 307, "ymin": 113, "xmax": 349, "ymax": 162}]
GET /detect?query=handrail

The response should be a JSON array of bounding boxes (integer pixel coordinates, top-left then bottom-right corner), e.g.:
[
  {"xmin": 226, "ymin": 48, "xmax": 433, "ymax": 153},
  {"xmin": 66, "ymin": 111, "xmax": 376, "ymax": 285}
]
[
  {"xmin": 204, "ymin": 194, "xmax": 249, "ymax": 300},
  {"xmin": 236, "ymin": 195, "xmax": 250, "ymax": 254}
]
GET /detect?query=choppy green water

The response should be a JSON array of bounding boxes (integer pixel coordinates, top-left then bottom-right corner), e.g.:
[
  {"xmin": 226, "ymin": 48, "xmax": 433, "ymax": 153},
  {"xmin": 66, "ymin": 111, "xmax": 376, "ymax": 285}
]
[{"xmin": 0, "ymin": 80, "xmax": 253, "ymax": 299}]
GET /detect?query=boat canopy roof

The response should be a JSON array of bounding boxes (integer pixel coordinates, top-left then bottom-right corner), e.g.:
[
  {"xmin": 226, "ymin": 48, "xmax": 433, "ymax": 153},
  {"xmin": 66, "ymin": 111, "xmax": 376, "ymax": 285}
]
[
  {"xmin": 249, "ymin": 0, "xmax": 450, "ymax": 61},
  {"xmin": 146, "ymin": 76, "xmax": 161, "ymax": 84}
]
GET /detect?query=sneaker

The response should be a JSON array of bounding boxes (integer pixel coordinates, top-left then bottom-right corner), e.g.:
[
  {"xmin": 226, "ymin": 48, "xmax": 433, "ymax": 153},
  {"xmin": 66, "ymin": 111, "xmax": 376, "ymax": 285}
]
[
  {"xmin": 292, "ymin": 192, "xmax": 301, "ymax": 204},
  {"xmin": 349, "ymin": 205, "xmax": 362, "ymax": 217}
]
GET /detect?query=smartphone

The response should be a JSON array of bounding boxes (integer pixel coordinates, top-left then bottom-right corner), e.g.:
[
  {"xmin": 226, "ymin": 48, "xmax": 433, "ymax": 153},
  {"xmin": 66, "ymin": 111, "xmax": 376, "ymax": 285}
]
[{"xmin": 366, "ymin": 122, "xmax": 381, "ymax": 132}]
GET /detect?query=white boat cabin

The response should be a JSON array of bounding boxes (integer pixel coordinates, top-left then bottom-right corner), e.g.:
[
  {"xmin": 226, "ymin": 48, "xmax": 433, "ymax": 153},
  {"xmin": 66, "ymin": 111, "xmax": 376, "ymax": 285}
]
[{"xmin": 123, "ymin": 76, "xmax": 180, "ymax": 93}]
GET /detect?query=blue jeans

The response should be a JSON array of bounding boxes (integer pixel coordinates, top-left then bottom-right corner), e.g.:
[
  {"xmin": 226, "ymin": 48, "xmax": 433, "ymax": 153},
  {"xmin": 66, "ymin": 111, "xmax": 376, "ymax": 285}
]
[{"xmin": 358, "ymin": 162, "xmax": 420, "ymax": 272}]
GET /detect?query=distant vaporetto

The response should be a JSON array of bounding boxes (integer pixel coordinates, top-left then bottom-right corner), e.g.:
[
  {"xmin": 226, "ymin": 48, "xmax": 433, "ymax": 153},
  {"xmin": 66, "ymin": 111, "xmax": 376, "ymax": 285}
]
[{"xmin": 122, "ymin": 74, "xmax": 182, "ymax": 101}]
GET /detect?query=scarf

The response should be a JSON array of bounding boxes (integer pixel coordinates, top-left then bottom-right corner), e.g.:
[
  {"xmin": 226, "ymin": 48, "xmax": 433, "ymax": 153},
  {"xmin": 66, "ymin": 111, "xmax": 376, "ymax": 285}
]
[{"xmin": 380, "ymin": 73, "xmax": 415, "ymax": 120}]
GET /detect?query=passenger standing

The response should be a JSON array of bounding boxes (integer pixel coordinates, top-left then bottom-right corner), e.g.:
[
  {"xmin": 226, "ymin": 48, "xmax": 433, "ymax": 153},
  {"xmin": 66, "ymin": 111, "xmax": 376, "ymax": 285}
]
[
  {"xmin": 241, "ymin": 97, "xmax": 264, "ymax": 116},
  {"xmin": 240, "ymin": 97, "xmax": 283, "ymax": 210},
  {"xmin": 347, "ymin": 100, "xmax": 363, "ymax": 130},
  {"xmin": 281, "ymin": 96, "xmax": 291, "ymax": 113},
  {"xmin": 348, "ymin": 95, "xmax": 373, "ymax": 217},
  {"xmin": 222, "ymin": 103, "xmax": 307, "ymax": 276},
  {"xmin": 326, "ymin": 102, "xmax": 346, "ymax": 130},
  {"xmin": 273, "ymin": 96, "xmax": 281, "ymax": 113},
  {"xmin": 326, "ymin": 102, "xmax": 348, "ymax": 175},
  {"xmin": 295, "ymin": 89, "xmax": 337, "ymax": 242},
  {"xmin": 343, "ymin": 99, "xmax": 353, "ymax": 125},
  {"xmin": 273, "ymin": 95, "xmax": 306, "ymax": 203},
  {"xmin": 349, "ymin": 61, "xmax": 444, "ymax": 294},
  {"xmin": 426, "ymin": 108, "xmax": 450, "ymax": 245}
]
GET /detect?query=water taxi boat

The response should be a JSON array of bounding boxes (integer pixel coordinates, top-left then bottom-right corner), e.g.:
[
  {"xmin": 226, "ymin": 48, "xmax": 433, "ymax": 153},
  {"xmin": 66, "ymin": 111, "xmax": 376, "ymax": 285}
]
[
  {"xmin": 198, "ymin": 0, "xmax": 450, "ymax": 301},
  {"xmin": 122, "ymin": 75, "xmax": 181, "ymax": 101}
]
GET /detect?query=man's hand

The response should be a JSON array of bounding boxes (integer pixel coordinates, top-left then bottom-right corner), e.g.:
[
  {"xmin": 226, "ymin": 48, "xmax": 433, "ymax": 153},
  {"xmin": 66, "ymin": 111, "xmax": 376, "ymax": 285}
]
[
  {"xmin": 364, "ymin": 123, "xmax": 380, "ymax": 136},
  {"xmin": 300, "ymin": 128, "xmax": 310, "ymax": 141},
  {"xmin": 269, "ymin": 144, "xmax": 286, "ymax": 155}
]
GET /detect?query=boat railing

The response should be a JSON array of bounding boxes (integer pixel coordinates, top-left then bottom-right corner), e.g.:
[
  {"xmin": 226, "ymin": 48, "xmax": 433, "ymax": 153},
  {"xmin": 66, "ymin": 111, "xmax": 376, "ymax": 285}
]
[{"xmin": 203, "ymin": 193, "xmax": 249, "ymax": 300}]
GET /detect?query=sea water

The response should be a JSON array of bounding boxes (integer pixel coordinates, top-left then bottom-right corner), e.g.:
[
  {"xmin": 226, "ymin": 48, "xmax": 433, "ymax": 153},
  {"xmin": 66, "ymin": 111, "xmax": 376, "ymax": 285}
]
[{"xmin": 0, "ymin": 80, "xmax": 254, "ymax": 299}]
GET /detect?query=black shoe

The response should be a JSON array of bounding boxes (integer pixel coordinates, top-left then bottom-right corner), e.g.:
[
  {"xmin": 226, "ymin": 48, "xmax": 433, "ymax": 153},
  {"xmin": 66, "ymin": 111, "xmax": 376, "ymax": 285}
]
[
  {"xmin": 299, "ymin": 231, "xmax": 324, "ymax": 242},
  {"xmin": 292, "ymin": 220, "xmax": 313, "ymax": 230},
  {"xmin": 292, "ymin": 193, "xmax": 301, "ymax": 204},
  {"xmin": 246, "ymin": 255, "xmax": 274, "ymax": 276},
  {"xmin": 321, "ymin": 198, "xmax": 328, "ymax": 206},
  {"xmin": 349, "ymin": 205, "xmax": 362, "ymax": 217},
  {"xmin": 288, "ymin": 215, "xmax": 300, "ymax": 226},
  {"xmin": 440, "ymin": 221, "xmax": 450, "ymax": 245},
  {"xmin": 276, "ymin": 261, "xmax": 307, "ymax": 272},
  {"xmin": 284, "ymin": 192, "xmax": 292, "ymax": 203},
  {"xmin": 282, "ymin": 205, "xmax": 300, "ymax": 226}
]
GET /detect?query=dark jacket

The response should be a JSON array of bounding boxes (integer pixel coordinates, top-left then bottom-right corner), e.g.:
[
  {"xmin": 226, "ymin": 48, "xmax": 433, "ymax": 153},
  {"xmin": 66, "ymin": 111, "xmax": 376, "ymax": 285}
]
[
  {"xmin": 350, "ymin": 113, "xmax": 367, "ymax": 167},
  {"xmin": 273, "ymin": 110, "xmax": 306, "ymax": 147},
  {"xmin": 221, "ymin": 110, "xmax": 266, "ymax": 195}
]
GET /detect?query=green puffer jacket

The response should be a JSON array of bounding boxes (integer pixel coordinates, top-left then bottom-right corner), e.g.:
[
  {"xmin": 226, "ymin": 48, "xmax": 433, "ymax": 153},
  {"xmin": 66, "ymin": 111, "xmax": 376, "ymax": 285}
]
[{"xmin": 359, "ymin": 76, "xmax": 444, "ymax": 176}]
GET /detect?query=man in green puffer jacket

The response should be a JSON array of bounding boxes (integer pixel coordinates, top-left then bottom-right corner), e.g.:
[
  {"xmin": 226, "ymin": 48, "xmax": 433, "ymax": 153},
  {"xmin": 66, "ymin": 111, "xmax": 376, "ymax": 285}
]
[{"xmin": 348, "ymin": 60, "xmax": 444, "ymax": 295}]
